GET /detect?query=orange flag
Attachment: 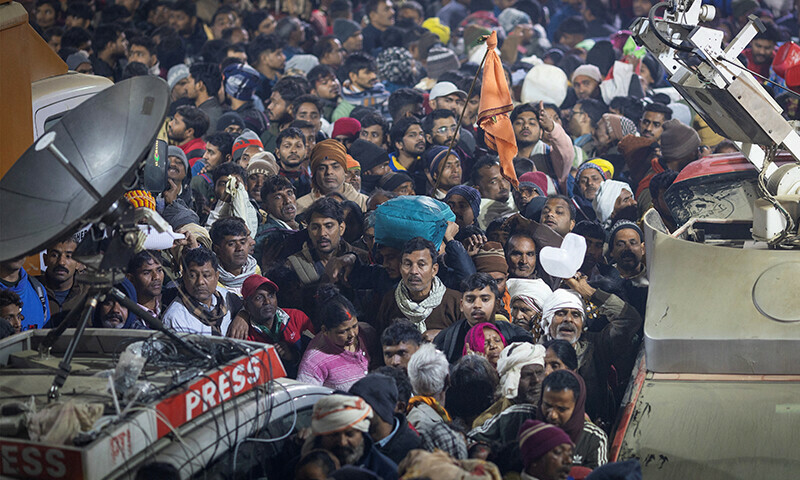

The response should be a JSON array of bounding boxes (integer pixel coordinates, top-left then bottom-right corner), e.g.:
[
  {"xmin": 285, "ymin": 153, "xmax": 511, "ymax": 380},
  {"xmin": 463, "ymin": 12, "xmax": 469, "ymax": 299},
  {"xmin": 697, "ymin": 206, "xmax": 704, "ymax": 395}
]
[{"xmin": 478, "ymin": 31, "xmax": 519, "ymax": 189}]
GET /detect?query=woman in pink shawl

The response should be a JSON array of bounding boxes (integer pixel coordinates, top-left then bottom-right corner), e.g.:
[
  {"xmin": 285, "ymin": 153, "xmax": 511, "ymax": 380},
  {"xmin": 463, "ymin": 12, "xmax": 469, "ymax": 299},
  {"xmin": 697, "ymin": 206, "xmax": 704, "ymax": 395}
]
[{"xmin": 462, "ymin": 322, "xmax": 507, "ymax": 368}]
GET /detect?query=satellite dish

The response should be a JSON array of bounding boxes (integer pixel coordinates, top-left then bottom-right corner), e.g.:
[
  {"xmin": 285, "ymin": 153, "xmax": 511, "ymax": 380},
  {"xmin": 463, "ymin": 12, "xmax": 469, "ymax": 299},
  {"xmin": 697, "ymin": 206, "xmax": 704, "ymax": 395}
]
[{"xmin": 0, "ymin": 76, "xmax": 170, "ymax": 262}]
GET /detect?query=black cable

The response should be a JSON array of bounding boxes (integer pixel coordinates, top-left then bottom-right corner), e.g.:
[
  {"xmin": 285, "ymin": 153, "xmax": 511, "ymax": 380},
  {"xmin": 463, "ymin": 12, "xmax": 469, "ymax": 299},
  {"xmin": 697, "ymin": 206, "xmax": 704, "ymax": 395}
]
[
  {"xmin": 649, "ymin": 1, "xmax": 695, "ymax": 53},
  {"xmin": 716, "ymin": 55, "xmax": 800, "ymax": 100}
]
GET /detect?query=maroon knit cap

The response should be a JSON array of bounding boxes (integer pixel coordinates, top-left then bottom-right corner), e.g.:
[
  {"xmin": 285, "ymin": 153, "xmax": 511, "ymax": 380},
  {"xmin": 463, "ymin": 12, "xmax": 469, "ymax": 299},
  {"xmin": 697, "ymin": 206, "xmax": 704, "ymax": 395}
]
[{"xmin": 517, "ymin": 419, "xmax": 573, "ymax": 468}]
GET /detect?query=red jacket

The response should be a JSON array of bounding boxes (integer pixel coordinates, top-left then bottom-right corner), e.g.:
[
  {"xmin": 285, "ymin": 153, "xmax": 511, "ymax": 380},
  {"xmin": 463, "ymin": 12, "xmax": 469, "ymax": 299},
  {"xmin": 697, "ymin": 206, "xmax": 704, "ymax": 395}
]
[
  {"xmin": 246, "ymin": 308, "xmax": 313, "ymax": 347},
  {"xmin": 179, "ymin": 137, "xmax": 207, "ymax": 168}
]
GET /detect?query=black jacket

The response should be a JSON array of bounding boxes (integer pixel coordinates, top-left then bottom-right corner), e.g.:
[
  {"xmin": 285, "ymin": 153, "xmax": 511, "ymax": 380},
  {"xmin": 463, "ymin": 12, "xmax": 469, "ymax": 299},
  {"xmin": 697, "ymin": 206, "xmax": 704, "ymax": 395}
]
[
  {"xmin": 434, "ymin": 318, "xmax": 534, "ymax": 364},
  {"xmin": 379, "ymin": 413, "xmax": 422, "ymax": 465}
]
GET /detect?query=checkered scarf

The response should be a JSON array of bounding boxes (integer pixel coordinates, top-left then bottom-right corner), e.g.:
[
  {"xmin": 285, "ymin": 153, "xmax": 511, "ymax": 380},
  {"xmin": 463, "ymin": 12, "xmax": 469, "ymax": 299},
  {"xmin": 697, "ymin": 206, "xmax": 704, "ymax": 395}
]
[{"xmin": 178, "ymin": 285, "xmax": 227, "ymax": 336}]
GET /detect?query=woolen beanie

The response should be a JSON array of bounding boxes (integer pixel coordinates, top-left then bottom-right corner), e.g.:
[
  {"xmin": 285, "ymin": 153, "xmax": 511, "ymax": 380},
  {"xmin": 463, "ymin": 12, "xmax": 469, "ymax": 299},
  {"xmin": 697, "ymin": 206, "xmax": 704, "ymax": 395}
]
[
  {"xmin": 349, "ymin": 374, "xmax": 398, "ymax": 425},
  {"xmin": 660, "ymin": 118, "xmax": 701, "ymax": 161},
  {"xmin": 332, "ymin": 117, "xmax": 362, "ymax": 139},
  {"xmin": 333, "ymin": 19, "xmax": 361, "ymax": 43},
  {"xmin": 378, "ymin": 172, "xmax": 414, "ymax": 192},
  {"xmin": 444, "ymin": 185, "xmax": 481, "ymax": 220},
  {"xmin": 232, "ymin": 130, "xmax": 263, "ymax": 162},
  {"xmin": 426, "ymin": 46, "xmax": 460, "ymax": 80},
  {"xmin": 609, "ymin": 219, "xmax": 644, "ymax": 243},
  {"xmin": 571, "ymin": 64, "xmax": 602, "ymax": 84},
  {"xmin": 349, "ymin": 139, "xmax": 390, "ymax": 173},
  {"xmin": 167, "ymin": 146, "xmax": 189, "ymax": 173},
  {"xmin": 473, "ymin": 241, "xmax": 509, "ymax": 274},
  {"xmin": 518, "ymin": 420, "xmax": 573, "ymax": 468}
]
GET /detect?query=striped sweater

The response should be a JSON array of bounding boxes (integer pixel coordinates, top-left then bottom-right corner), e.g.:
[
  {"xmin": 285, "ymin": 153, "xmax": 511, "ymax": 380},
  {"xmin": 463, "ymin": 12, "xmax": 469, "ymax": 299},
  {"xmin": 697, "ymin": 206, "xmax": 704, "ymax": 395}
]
[{"xmin": 296, "ymin": 331, "xmax": 370, "ymax": 391}]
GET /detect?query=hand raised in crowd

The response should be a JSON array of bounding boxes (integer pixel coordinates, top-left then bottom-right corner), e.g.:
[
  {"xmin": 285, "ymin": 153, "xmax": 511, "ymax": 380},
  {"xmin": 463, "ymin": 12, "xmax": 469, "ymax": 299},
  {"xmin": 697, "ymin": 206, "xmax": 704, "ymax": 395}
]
[
  {"xmin": 538, "ymin": 101, "xmax": 555, "ymax": 133},
  {"xmin": 174, "ymin": 226, "xmax": 200, "ymax": 250},
  {"xmin": 464, "ymin": 233, "xmax": 488, "ymax": 256},
  {"xmin": 444, "ymin": 221, "xmax": 460, "ymax": 243},
  {"xmin": 324, "ymin": 253, "xmax": 357, "ymax": 284},
  {"xmin": 163, "ymin": 178, "xmax": 179, "ymax": 205},
  {"xmin": 564, "ymin": 273, "xmax": 597, "ymax": 300}
]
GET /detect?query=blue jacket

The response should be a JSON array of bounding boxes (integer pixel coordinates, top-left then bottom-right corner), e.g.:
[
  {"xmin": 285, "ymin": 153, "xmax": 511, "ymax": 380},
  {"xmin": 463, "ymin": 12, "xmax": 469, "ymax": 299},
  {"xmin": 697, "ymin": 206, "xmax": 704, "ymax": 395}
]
[{"xmin": 0, "ymin": 267, "xmax": 50, "ymax": 330}]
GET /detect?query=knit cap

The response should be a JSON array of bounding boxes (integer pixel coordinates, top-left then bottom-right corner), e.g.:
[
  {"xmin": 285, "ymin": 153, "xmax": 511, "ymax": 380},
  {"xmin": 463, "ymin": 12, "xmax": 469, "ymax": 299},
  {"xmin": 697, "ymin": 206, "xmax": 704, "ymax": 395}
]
[{"xmin": 426, "ymin": 46, "xmax": 460, "ymax": 80}]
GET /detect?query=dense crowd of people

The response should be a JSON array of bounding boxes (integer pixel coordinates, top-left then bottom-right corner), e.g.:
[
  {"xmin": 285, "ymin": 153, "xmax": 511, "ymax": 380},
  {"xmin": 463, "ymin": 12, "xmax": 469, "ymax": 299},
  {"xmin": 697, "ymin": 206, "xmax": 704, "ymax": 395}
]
[{"xmin": 2, "ymin": 0, "xmax": 799, "ymax": 477}]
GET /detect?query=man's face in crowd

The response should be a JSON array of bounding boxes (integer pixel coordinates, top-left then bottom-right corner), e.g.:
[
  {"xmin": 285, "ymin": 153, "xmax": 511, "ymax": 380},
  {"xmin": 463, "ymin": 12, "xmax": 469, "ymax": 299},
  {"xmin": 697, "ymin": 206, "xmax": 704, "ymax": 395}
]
[
  {"xmin": 343, "ymin": 32, "xmax": 364, "ymax": 52},
  {"xmin": 247, "ymin": 286, "xmax": 278, "ymax": 324},
  {"xmin": 567, "ymin": 105, "xmax": 589, "ymax": 137},
  {"xmin": 350, "ymin": 68, "xmax": 378, "ymax": 90},
  {"xmin": 111, "ymin": 33, "xmax": 128, "ymax": 57},
  {"xmin": 240, "ymin": 145, "xmax": 263, "ymax": 168},
  {"xmin": 610, "ymin": 228, "xmax": 645, "ymax": 272},
  {"xmin": 44, "ymin": 241, "xmax": 80, "ymax": 285},
  {"xmin": 128, "ymin": 258, "xmax": 164, "ymax": 299},
  {"xmin": 488, "ymin": 271, "xmax": 508, "ymax": 296},
  {"xmin": 247, "ymin": 173, "xmax": 267, "ymax": 202},
  {"xmin": 577, "ymin": 168, "xmax": 603, "ymax": 200},
  {"xmin": 184, "ymin": 261, "xmax": 219, "ymax": 305},
  {"xmin": 516, "ymin": 362, "xmax": 546, "ymax": 404},
  {"xmin": 312, "ymin": 75, "xmax": 341, "ymax": 99},
  {"xmin": 542, "ymin": 387, "xmax": 577, "ymax": 427},
  {"xmin": 432, "ymin": 94, "xmax": 466, "ymax": 117},
  {"xmin": 582, "ymin": 235, "xmax": 605, "ymax": 269},
  {"xmin": 47, "ymin": 33, "xmax": 61, "ymax": 52},
  {"xmin": 511, "ymin": 298, "xmax": 538, "ymax": 331},
  {"xmin": 212, "ymin": 12, "xmax": 235, "ymax": 39},
  {"xmin": 36, "ymin": 3, "xmax": 56, "ymax": 28},
  {"xmin": 169, "ymin": 8, "xmax": 194, "ymax": 35},
  {"xmin": 366, "ymin": 160, "xmax": 391, "ymax": 176},
  {"xmin": 461, "ymin": 286, "xmax": 496, "ymax": 326},
  {"xmin": 446, "ymin": 194, "xmax": 474, "ymax": 228},
  {"xmin": 750, "ymin": 38, "xmax": 776, "ymax": 65},
  {"xmin": 322, "ymin": 38, "xmax": 345, "ymax": 66},
  {"xmin": 318, "ymin": 429, "xmax": 365, "ymax": 466},
  {"xmin": 513, "ymin": 185, "xmax": 541, "ymax": 211},
  {"xmin": 315, "ymin": 158, "xmax": 346, "ymax": 194},
  {"xmin": 167, "ymin": 113, "xmax": 190, "ymax": 143},
  {"xmin": 267, "ymin": 91, "xmax": 291, "ymax": 124},
  {"xmin": 507, "ymin": 235, "xmax": 537, "ymax": 279},
  {"xmin": 383, "ymin": 341, "xmax": 419, "ymax": 371},
  {"xmin": 370, "ymin": 0, "xmax": 395, "ymax": 29},
  {"xmin": 428, "ymin": 116, "xmax": 459, "ymax": 147},
  {"xmin": 300, "ymin": 127, "xmax": 317, "ymax": 152},
  {"xmin": 99, "ymin": 299, "xmax": 128, "ymax": 328},
  {"xmin": 541, "ymin": 198, "xmax": 574, "ymax": 236},
  {"xmin": 214, "ymin": 174, "xmax": 238, "ymax": 202},
  {"xmin": 639, "ymin": 111, "xmax": 667, "ymax": 140},
  {"xmin": 203, "ymin": 142, "xmax": 226, "ymax": 169},
  {"xmin": 378, "ymin": 246, "xmax": 402, "ymax": 279},
  {"xmin": 264, "ymin": 187, "xmax": 297, "ymax": 223},
  {"xmin": 360, "ymin": 125, "xmax": 385, "ymax": 148},
  {"xmin": 226, "ymin": 47, "xmax": 248, "ymax": 63},
  {"xmin": 464, "ymin": 95, "xmax": 481, "ymax": 127},
  {"xmin": 278, "ymin": 135, "xmax": 307, "ymax": 168},
  {"xmin": 393, "ymin": 180, "xmax": 414, "ymax": 196},
  {"xmin": 263, "ymin": 48, "xmax": 286, "ymax": 71},
  {"xmin": 549, "ymin": 308, "xmax": 584, "ymax": 344},
  {"xmin": 527, "ymin": 442, "xmax": 574, "ymax": 480},
  {"xmin": 214, "ymin": 234, "xmax": 249, "ymax": 272},
  {"xmin": 573, "ymin": 75, "xmax": 598, "ymax": 100},
  {"xmin": 308, "ymin": 213, "xmax": 345, "ymax": 255},
  {"xmin": 258, "ymin": 14, "xmax": 276, "ymax": 35},
  {"xmin": 0, "ymin": 304, "xmax": 23, "ymax": 333},
  {"xmin": 347, "ymin": 169, "xmax": 362, "ymax": 192},
  {"xmin": 167, "ymin": 156, "xmax": 187, "ymax": 184},
  {"xmin": 478, "ymin": 164, "xmax": 510, "ymax": 202},
  {"xmin": 400, "ymin": 249, "xmax": 439, "ymax": 295},
  {"xmin": 513, "ymin": 111, "xmax": 541, "ymax": 146},
  {"xmin": 128, "ymin": 44, "xmax": 157, "ymax": 68},
  {"xmin": 398, "ymin": 124, "xmax": 426, "ymax": 156},
  {"xmin": 398, "ymin": 5, "xmax": 422, "ymax": 24},
  {"xmin": 434, "ymin": 154, "xmax": 462, "ymax": 190},
  {"xmin": 296, "ymin": 102, "xmax": 322, "ymax": 133},
  {"xmin": 592, "ymin": 117, "xmax": 612, "ymax": 149}
]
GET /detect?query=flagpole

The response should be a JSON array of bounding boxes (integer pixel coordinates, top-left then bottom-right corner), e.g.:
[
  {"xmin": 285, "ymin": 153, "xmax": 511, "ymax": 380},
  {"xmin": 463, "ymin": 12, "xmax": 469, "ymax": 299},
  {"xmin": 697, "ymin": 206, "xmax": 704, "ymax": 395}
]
[{"xmin": 432, "ymin": 36, "xmax": 492, "ymax": 195}]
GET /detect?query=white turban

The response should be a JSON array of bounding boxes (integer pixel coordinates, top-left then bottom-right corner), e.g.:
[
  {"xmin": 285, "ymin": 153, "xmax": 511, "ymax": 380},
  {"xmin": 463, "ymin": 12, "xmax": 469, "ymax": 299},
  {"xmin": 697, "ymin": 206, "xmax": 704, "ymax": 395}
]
[
  {"xmin": 540, "ymin": 289, "xmax": 584, "ymax": 336},
  {"xmin": 507, "ymin": 278, "xmax": 553, "ymax": 313},
  {"xmin": 496, "ymin": 342, "xmax": 547, "ymax": 399},
  {"xmin": 592, "ymin": 180, "xmax": 634, "ymax": 223},
  {"xmin": 311, "ymin": 394, "xmax": 373, "ymax": 436}
]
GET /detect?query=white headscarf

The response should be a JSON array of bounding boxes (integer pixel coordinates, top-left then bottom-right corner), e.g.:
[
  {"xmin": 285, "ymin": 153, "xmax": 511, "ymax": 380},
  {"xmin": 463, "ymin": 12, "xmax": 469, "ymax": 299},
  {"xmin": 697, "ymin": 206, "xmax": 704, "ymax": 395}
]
[
  {"xmin": 592, "ymin": 179, "xmax": 634, "ymax": 223},
  {"xmin": 540, "ymin": 289, "xmax": 584, "ymax": 337},
  {"xmin": 496, "ymin": 342, "xmax": 547, "ymax": 399},
  {"xmin": 507, "ymin": 278, "xmax": 553, "ymax": 312},
  {"xmin": 311, "ymin": 394, "xmax": 373, "ymax": 435}
]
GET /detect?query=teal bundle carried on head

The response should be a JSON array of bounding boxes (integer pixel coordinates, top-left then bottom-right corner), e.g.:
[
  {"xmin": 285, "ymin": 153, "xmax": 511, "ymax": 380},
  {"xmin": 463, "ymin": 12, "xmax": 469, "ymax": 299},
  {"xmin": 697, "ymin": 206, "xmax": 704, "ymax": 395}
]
[{"xmin": 373, "ymin": 196, "xmax": 456, "ymax": 250}]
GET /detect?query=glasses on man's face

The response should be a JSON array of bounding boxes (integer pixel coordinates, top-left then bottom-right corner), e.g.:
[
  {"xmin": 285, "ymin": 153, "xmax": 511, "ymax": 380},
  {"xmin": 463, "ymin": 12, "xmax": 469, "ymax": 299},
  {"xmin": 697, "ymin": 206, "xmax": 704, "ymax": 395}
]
[{"xmin": 435, "ymin": 124, "xmax": 458, "ymax": 135}]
